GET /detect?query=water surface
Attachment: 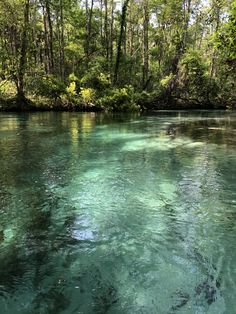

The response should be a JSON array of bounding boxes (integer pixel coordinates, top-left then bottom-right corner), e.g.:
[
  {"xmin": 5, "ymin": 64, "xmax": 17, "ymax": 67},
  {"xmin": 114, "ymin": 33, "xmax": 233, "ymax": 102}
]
[{"xmin": 0, "ymin": 111, "xmax": 236, "ymax": 313}]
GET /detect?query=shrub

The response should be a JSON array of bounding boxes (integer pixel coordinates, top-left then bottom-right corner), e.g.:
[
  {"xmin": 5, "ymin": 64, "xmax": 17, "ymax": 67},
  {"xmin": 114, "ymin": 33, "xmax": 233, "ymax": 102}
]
[
  {"xmin": 160, "ymin": 73, "xmax": 174, "ymax": 88},
  {"xmin": 0, "ymin": 80, "xmax": 17, "ymax": 97},
  {"xmin": 79, "ymin": 87, "xmax": 96, "ymax": 104},
  {"xmin": 98, "ymin": 85, "xmax": 140, "ymax": 111},
  {"xmin": 68, "ymin": 73, "xmax": 79, "ymax": 83},
  {"xmin": 80, "ymin": 70, "xmax": 111, "ymax": 92},
  {"xmin": 28, "ymin": 75, "xmax": 66, "ymax": 100},
  {"xmin": 66, "ymin": 81, "xmax": 77, "ymax": 96},
  {"xmin": 134, "ymin": 91, "xmax": 154, "ymax": 110}
]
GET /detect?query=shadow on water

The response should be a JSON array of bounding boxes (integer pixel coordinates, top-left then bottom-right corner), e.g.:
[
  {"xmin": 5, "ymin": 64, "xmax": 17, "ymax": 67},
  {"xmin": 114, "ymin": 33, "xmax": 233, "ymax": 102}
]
[{"xmin": 165, "ymin": 114, "xmax": 236, "ymax": 146}]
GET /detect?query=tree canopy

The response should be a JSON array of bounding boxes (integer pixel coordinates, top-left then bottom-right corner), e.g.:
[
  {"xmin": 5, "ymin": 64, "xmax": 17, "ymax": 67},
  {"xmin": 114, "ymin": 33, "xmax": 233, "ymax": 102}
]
[{"xmin": 0, "ymin": 0, "xmax": 235, "ymax": 110}]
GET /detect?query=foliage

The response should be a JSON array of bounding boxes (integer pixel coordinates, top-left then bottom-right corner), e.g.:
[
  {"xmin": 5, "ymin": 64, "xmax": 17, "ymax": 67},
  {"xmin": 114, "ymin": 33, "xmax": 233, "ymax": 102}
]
[
  {"xmin": 179, "ymin": 50, "xmax": 207, "ymax": 92},
  {"xmin": 80, "ymin": 70, "xmax": 111, "ymax": 92},
  {"xmin": 160, "ymin": 74, "xmax": 174, "ymax": 88},
  {"xmin": 79, "ymin": 87, "xmax": 96, "ymax": 104},
  {"xmin": 98, "ymin": 86, "xmax": 140, "ymax": 111},
  {"xmin": 134, "ymin": 91, "xmax": 155, "ymax": 110},
  {"xmin": 177, "ymin": 50, "xmax": 220, "ymax": 104},
  {"xmin": 0, "ymin": 80, "xmax": 17, "ymax": 97},
  {"xmin": 66, "ymin": 81, "xmax": 77, "ymax": 96},
  {"xmin": 214, "ymin": 1, "xmax": 236, "ymax": 62},
  {"xmin": 180, "ymin": 50, "xmax": 207, "ymax": 78},
  {"xmin": 0, "ymin": 0, "xmax": 235, "ymax": 109},
  {"xmin": 27, "ymin": 76, "xmax": 66, "ymax": 100},
  {"xmin": 68, "ymin": 73, "xmax": 79, "ymax": 83}
]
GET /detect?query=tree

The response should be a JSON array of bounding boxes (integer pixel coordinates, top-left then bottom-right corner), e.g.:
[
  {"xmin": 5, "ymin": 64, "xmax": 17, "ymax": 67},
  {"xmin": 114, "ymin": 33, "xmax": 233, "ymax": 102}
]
[
  {"xmin": 114, "ymin": 0, "xmax": 130, "ymax": 84},
  {"xmin": 0, "ymin": 0, "xmax": 235, "ymax": 109},
  {"xmin": 17, "ymin": 0, "xmax": 30, "ymax": 101}
]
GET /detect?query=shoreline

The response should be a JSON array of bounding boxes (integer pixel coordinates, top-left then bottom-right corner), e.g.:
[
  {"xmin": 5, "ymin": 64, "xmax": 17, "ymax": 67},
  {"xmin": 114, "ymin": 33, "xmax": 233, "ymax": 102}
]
[{"xmin": 0, "ymin": 97, "xmax": 234, "ymax": 113}]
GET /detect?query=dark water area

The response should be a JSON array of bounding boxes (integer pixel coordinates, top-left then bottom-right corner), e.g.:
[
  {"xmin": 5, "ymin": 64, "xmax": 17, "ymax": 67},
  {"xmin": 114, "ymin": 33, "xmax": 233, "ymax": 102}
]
[{"xmin": 0, "ymin": 111, "xmax": 236, "ymax": 313}]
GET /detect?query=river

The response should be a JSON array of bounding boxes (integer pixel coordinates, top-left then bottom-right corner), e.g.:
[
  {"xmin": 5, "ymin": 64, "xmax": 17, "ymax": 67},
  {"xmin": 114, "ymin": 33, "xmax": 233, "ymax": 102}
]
[{"xmin": 0, "ymin": 111, "xmax": 236, "ymax": 313}]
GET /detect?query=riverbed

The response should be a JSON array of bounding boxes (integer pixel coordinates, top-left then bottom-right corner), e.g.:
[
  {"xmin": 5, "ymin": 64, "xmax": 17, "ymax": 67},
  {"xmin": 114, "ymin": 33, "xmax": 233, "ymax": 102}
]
[{"xmin": 0, "ymin": 111, "xmax": 236, "ymax": 313}]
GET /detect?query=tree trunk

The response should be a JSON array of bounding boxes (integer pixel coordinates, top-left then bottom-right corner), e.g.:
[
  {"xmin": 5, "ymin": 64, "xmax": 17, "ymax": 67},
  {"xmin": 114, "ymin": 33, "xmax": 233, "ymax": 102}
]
[
  {"xmin": 171, "ymin": 0, "xmax": 191, "ymax": 75},
  {"xmin": 17, "ymin": 0, "xmax": 30, "ymax": 101},
  {"xmin": 43, "ymin": 0, "xmax": 54, "ymax": 74},
  {"xmin": 182, "ymin": 0, "xmax": 191, "ymax": 51},
  {"xmin": 109, "ymin": 0, "xmax": 114, "ymax": 71},
  {"xmin": 32, "ymin": 1, "xmax": 38, "ymax": 69},
  {"xmin": 114, "ymin": 0, "xmax": 130, "ymax": 84},
  {"xmin": 104, "ymin": 0, "xmax": 109, "ymax": 62},
  {"xmin": 127, "ymin": 0, "xmax": 133, "ymax": 56},
  {"xmin": 85, "ymin": 0, "xmax": 94, "ymax": 67},
  {"xmin": 100, "ymin": 0, "xmax": 103, "ymax": 41},
  {"xmin": 142, "ymin": 0, "xmax": 149, "ymax": 89},
  {"xmin": 46, "ymin": 0, "xmax": 54, "ymax": 73},
  {"xmin": 211, "ymin": 3, "xmax": 221, "ymax": 77},
  {"xmin": 59, "ymin": 0, "xmax": 65, "ymax": 80}
]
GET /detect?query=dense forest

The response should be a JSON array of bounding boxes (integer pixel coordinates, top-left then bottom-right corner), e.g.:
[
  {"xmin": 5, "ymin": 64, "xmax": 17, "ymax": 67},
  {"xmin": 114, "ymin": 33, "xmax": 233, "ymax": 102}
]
[{"xmin": 0, "ymin": 0, "xmax": 235, "ymax": 111}]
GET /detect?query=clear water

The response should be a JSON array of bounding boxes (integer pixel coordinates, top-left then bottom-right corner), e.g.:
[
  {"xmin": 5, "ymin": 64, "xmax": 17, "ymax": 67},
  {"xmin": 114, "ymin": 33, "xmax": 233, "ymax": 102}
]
[{"xmin": 0, "ymin": 111, "xmax": 236, "ymax": 314}]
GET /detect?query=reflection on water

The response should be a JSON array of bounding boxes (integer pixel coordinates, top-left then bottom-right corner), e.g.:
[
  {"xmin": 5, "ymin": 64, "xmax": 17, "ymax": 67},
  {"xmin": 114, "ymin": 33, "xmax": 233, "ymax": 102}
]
[{"xmin": 0, "ymin": 111, "xmax": 236, "ymax": 313}]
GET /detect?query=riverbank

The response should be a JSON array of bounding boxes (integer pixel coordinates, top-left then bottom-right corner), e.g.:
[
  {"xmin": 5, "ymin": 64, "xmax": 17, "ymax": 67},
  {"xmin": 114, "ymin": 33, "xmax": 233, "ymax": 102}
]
[
  {"xmin": 1, "ymin": 95, "xmax": 234, "ymax": 112},
  {"xmin": 0, "ymin": 97, "xmax": 104, "ymax": 112}
]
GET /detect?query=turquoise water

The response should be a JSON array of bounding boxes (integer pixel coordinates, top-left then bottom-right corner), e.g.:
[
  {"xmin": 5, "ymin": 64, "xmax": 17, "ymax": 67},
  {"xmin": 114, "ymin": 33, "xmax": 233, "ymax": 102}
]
[{"xmin": 0, "ymin": 111, "xmax": 236, "ymax": 314}]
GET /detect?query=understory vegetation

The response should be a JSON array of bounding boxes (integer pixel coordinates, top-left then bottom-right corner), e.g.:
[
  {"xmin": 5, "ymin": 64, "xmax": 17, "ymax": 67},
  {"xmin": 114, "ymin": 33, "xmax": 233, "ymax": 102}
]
[{"xmin": 0, "ymin": 0, "xmax": 235, "ymax": 111}]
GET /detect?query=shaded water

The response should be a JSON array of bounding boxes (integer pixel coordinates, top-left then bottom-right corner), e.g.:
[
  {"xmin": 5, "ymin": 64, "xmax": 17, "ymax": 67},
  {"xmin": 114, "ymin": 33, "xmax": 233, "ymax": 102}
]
[{"xmin": 0, "ymin": 111, "xmax": 236, "ymax": 314}]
